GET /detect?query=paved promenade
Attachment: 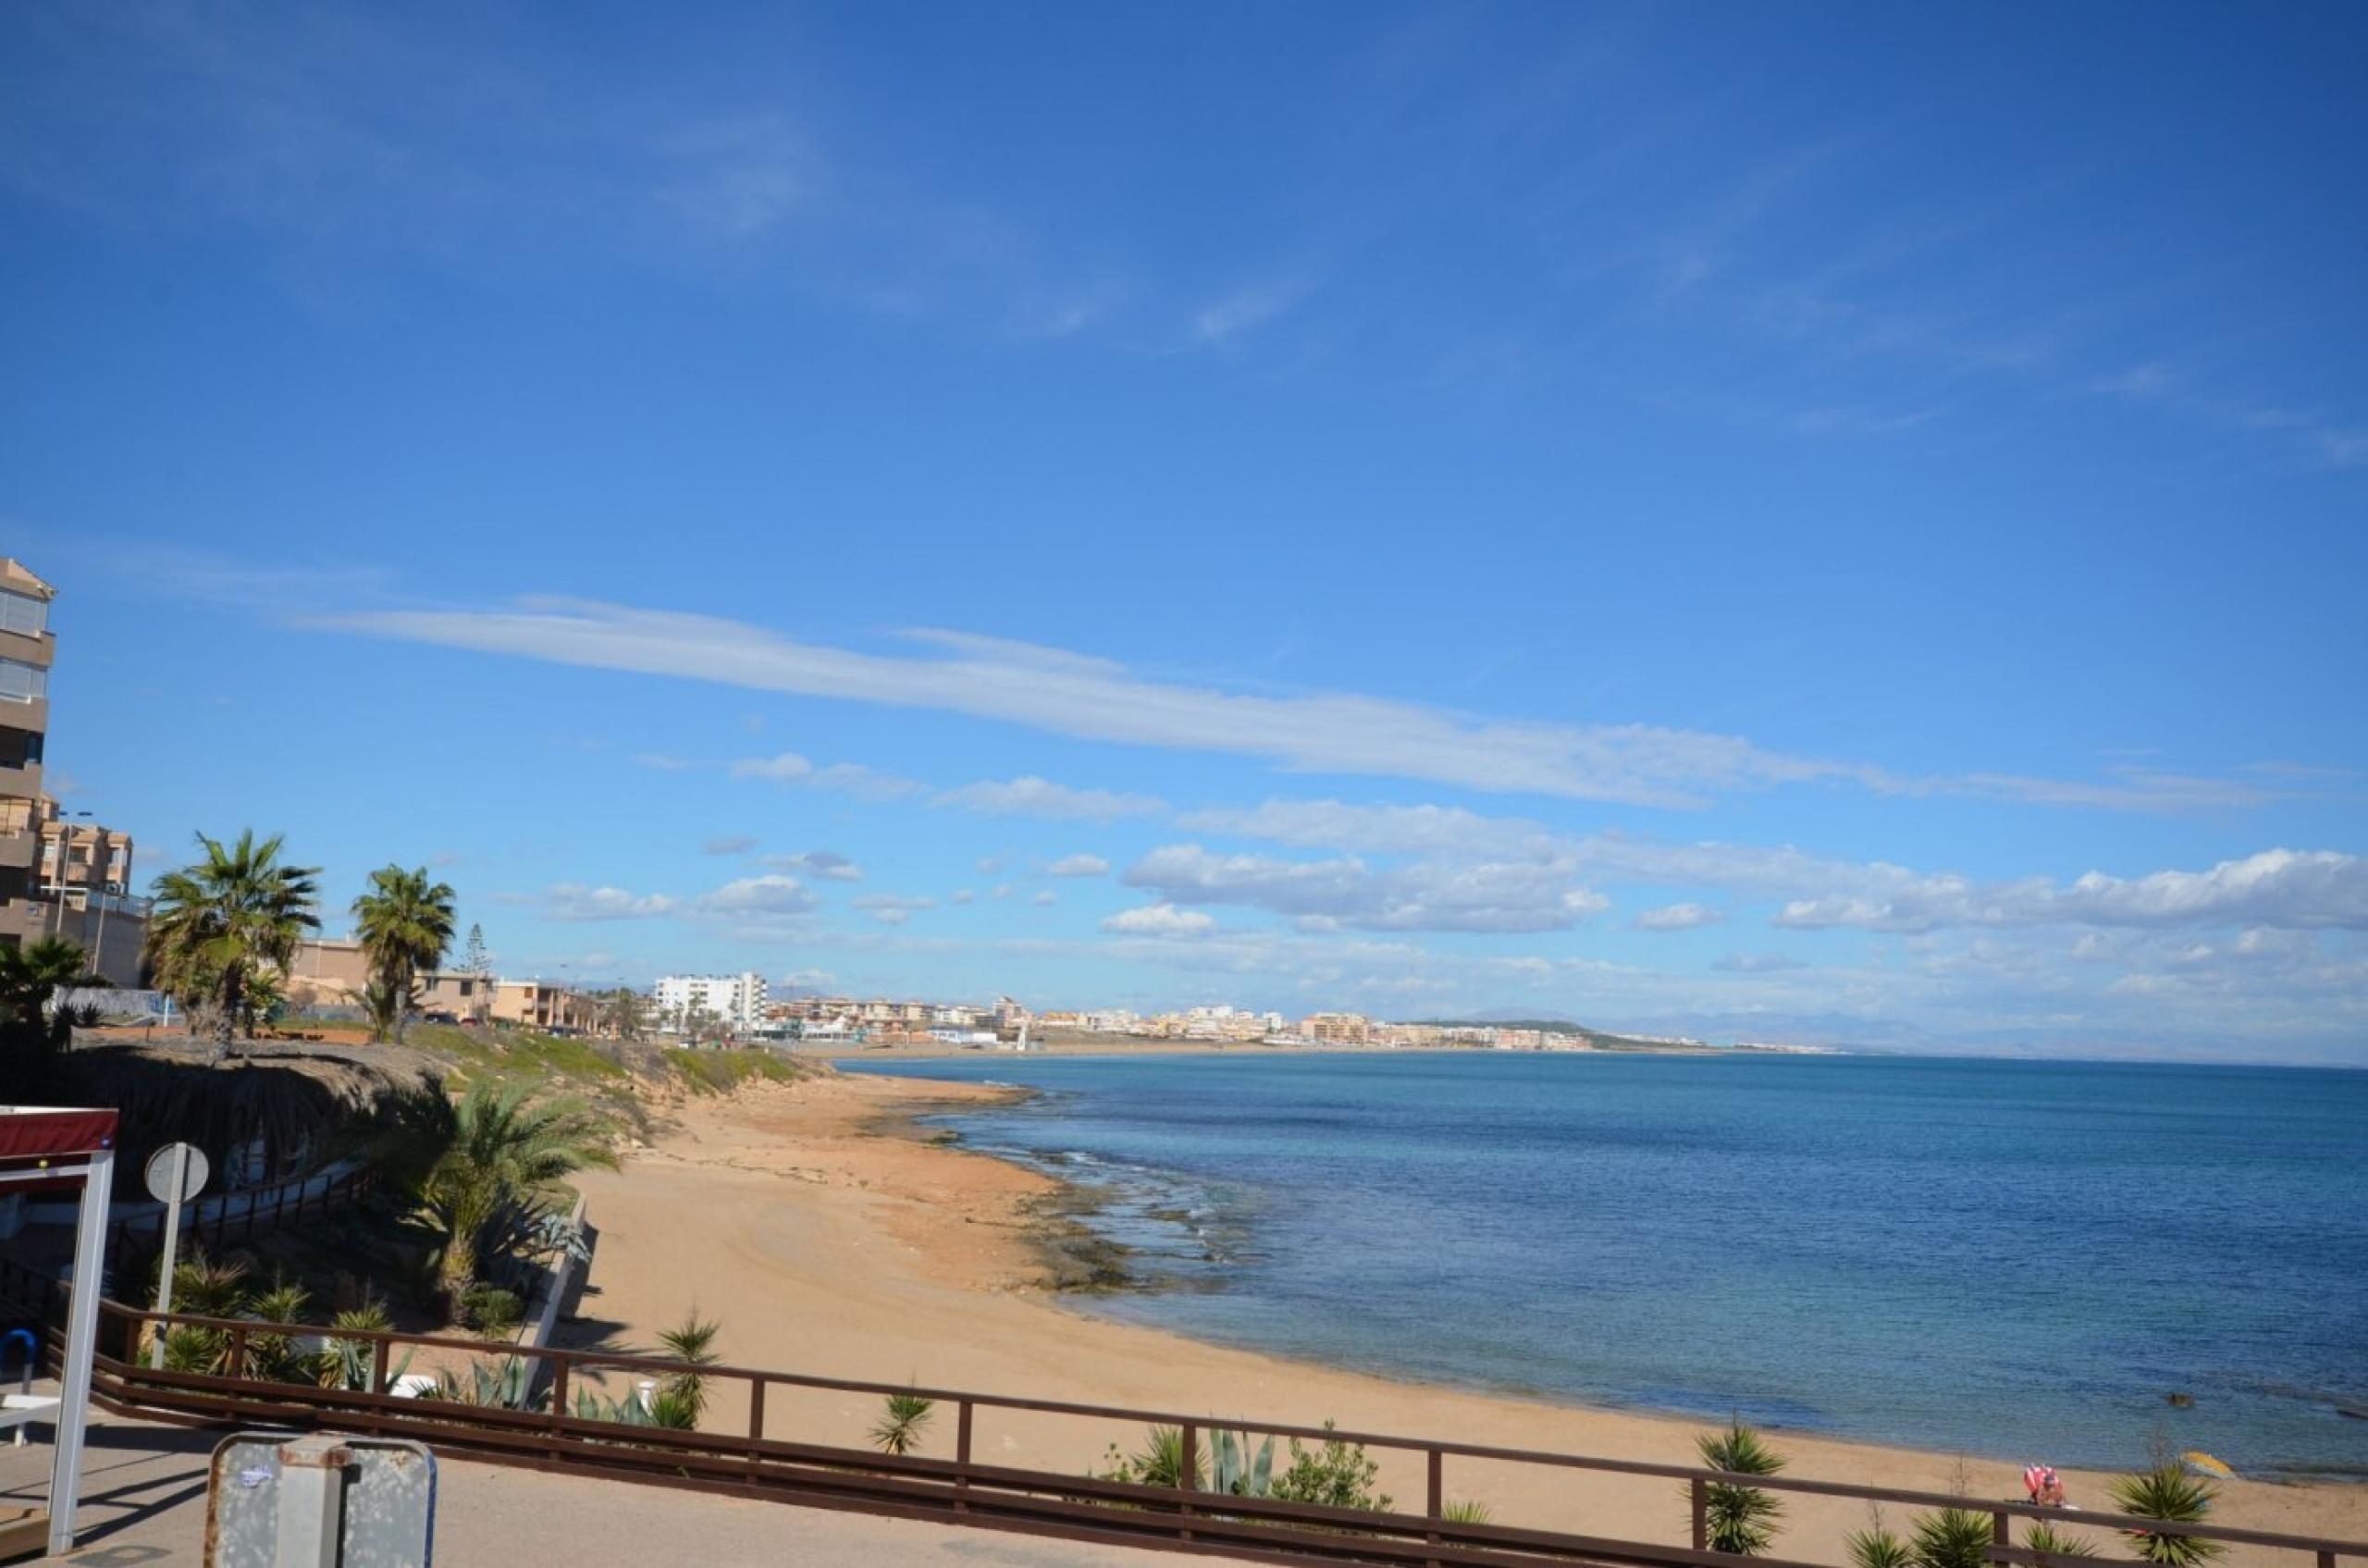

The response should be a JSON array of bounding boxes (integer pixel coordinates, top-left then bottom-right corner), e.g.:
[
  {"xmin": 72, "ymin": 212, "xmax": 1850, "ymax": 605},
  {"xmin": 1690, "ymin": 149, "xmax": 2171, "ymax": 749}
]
[{"xmin": 3, "ymin": 1411, "xmax": 1258, "ymax": 1566}]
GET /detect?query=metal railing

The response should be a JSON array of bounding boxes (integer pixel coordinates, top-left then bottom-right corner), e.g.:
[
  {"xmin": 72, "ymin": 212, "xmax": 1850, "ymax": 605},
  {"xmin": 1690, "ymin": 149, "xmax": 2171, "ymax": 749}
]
[
  {"xmin": 103, "ymin": 1167, "xmax": 376, "ymax": 1261},
  {"xmin": 67, "ymin": 1296, "xmax": 2368, "ymax": 1568}
]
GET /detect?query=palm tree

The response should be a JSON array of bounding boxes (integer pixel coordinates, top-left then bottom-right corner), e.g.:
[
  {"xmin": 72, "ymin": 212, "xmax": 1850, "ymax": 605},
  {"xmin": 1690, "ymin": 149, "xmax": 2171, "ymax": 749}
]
[
  {"xmin": 352, "ymin": 864, "xmax": 456, "ymax": 1044},
  {"xmin": 146, "ymin": 829, "xmax": 321, "ymax": 1059},
  {"xmin": 0, "ymin": 934, "xmax": 95, "ymax": 1027},
  {"xmin": 413, "ymin": 1080, "xmax": 617, "ymax": 1296}
]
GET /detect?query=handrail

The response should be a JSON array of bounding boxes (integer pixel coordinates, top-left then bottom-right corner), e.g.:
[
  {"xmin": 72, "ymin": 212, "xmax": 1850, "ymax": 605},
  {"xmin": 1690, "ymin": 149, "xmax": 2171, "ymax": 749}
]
[{"xmin": 93, "ymin": 1295, "xmax": 2368, "ymax": 1563}]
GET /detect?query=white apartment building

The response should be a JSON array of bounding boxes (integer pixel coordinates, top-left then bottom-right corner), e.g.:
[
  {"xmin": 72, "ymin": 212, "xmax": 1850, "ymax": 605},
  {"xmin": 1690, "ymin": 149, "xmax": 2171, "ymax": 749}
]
[{"xmin": 655, "ymin": 970, "xmax": 770, "ymax": 1031}]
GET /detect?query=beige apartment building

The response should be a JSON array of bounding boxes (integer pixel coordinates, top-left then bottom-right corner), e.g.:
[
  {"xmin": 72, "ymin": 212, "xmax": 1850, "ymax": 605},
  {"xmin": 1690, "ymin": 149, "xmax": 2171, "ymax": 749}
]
[
  {"xmin": 283, "ymin": 936, "xmax": 589, "ymax": 1031},
  {"xmin": 1301, "ymin": 1011, "xmax": 1372, "ymax": 1045},
  {"xmin": 0, "ymin": 559, "xmax": 147, "ymax": 986}
]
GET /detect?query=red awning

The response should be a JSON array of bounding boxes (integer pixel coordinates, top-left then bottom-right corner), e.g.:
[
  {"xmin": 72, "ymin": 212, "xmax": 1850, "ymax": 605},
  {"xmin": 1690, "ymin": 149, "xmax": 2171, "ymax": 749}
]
[{"xmin": 0, "ymin": 1107, "xmax": 120, "ymax": 1168}]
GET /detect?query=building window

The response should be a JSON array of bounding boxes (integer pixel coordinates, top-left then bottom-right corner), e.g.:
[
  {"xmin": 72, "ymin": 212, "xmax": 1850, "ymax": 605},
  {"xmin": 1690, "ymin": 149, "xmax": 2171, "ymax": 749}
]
[
  {"xmin": 0, "ymin": 591, "xmax": 43, "ymax": 639},
  {"xmin": 0, "ymin": 659, "xmax": 43, "ymax": 703}
]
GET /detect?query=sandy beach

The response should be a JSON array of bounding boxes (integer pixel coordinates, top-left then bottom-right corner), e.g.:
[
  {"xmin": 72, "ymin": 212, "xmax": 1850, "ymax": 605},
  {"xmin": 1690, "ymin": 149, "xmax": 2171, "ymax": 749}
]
[{"xmin": 560, "ymin": 1071, "xmax": 2366, "ymax": 1565}]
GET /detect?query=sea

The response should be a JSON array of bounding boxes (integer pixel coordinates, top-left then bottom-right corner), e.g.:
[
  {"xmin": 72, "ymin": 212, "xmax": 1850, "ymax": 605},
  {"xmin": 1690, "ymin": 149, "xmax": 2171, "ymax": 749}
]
[{"xmin": 844, "ymin": 1050, "xmax": 2368, "ymax": 1478}]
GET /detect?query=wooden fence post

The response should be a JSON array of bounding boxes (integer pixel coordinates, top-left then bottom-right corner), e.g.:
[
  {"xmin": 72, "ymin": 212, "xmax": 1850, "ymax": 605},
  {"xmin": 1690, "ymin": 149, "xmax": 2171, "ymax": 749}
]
[
  {"xmin": 956, "ymin": 1400, "xmax": 973, "ymax": 1513},
  {"xmin": 1426, "ymin": 1447, "xmax": 1445, "ymax": 1568},
  {"xmin": 1178, "ymin": 1422, "xmax": 1198, "ymax": 1542},
  {"xmin": 1691, "ymin": 1478, "xmax": 1708, "ymax": 1553}
]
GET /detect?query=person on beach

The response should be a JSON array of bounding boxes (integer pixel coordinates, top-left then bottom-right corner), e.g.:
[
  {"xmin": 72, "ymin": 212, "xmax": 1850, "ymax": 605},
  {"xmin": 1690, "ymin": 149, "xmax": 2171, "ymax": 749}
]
[{"xmin": 2024, "ymin": 1465, "xmax": 2067, "ymax": 1508}]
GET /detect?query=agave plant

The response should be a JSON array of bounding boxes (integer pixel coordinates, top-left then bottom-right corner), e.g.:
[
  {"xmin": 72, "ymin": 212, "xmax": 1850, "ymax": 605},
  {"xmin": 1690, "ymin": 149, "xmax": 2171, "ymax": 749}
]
[
  {"xmin": 1212, "ymin": 1428, "xmax": 1276, "ymax": 1498},
  {"xmin": 318, "ymin": 1302, "xmax": 413, "ymax": 1393},
  {"xmin": 872, "ymin": 1389, "xmax": 937, "ymax": 1456},
  {"xmin": 1695, "ymin": 1418, "xmax": 1786, "ymax": 1555},
  {"xmin": 1443, "ymin": 1498, "xmax": 1494, "ymax": 1525},
  {"xmin": 428, "ymin": 1355, "xmax": 543, "ymax": 1412},
  {"xmin": 2111, "ymin": 1466, "xmax": 2225, "ymax": 1567}
]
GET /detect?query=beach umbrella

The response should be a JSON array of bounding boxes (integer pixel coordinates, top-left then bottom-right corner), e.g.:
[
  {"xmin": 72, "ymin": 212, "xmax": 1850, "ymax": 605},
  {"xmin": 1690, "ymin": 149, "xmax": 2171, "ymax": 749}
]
[{"xmin": 2180, "ymin": 1451, "xmax": 2236, "ymax": 1480}]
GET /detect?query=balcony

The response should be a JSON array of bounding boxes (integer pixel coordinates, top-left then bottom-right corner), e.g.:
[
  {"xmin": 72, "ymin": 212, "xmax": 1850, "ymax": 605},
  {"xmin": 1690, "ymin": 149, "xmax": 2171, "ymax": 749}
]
[
  {"xmin": 0, "ymin": 627, "xmax": 52, "ymax": 671},
  {"xmin": 0, "ymin": 831, "xmax": 33, "ymax": 870}
]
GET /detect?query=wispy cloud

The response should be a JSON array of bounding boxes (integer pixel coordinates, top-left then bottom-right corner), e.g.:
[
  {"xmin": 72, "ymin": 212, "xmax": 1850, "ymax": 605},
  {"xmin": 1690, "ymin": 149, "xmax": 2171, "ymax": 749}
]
[
  {"xmin": 1192, "ymin": 281, "xmax": 1302, "ymax": 345},
  {"xmin": 852, "ymin": 893, "xmax": 935, "ymax": 925},
  {"xmin": 701, "ymin": 834, "xmax": 758, "ymax": 855},
  {"xmin": 754, "ymin": 849, "xmax": 864, "ymax": 882},
  {"xmin": 1045, "ymin": 854, "xmax": 1111, "ymax": 878},
  {"xmin": 315, "ymin": 599, "xmax": 2265, "ymax": 813}
]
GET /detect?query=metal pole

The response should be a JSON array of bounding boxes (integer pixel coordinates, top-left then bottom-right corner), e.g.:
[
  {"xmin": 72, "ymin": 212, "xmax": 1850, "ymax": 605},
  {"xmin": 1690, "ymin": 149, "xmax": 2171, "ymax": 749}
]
[
  {"xmin": 150, "ymin": 1143, "xmax": 188, "ymax": 1370},
  {"xmin": 49, "ymin": 1147, "xmax": 113, "ymax": 1559}
]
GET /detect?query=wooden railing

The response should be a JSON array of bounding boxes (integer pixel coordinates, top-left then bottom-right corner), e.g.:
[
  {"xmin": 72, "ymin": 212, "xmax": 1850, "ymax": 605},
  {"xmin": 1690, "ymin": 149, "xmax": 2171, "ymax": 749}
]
[{"xmin": 70, "ymin": 1297, "xmax": 2368, "ymax": 1568}]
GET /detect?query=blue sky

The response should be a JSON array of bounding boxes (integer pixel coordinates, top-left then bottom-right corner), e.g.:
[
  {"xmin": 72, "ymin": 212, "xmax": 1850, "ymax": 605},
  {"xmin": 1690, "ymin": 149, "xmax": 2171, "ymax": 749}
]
[{"xmin": 5, "ymin": 2, "xmax": 2364, "ymax": 1061}]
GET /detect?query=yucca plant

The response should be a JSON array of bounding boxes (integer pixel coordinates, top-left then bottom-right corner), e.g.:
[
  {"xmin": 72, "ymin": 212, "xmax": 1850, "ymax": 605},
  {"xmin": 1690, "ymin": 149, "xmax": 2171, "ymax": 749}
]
[
  {"xmin": 872, "ymin": 1390, "xmax": 937, "ymax": 1456},
  {"xmin": 1444, "ymin": 1498, "xmax": 1494, "ymax": 1525},
  {"xmin": 2111, "ymin": 1466, "xmax": 2225, "ymax": 1567},
  {"xmin": 1848, "ymin": 1524, "xmax": 1915, "ymax": 1568},
  {"xmin": 242, "ymin": 1278, "xmax": 314, "ymax": 1382},
  {"xmin": 1909, "ymin": 1508, "xmax": 1998, "ymax": 1568},
  {"xmin": 2026, "ymin": 1521, "xmax": 2101, "ymax": 1562},
  {"xmin": 655, "ymin": 1309, "xmax": 722, "ymax": 1427},
  {"xmin": 1695, "ymin": 1418, "xmax": 1786, "ymax": 1555}
]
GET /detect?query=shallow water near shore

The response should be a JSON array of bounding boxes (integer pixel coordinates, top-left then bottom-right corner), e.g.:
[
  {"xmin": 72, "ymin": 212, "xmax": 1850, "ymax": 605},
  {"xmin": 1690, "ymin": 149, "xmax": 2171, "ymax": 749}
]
[{"xmin": 845, "ymin": 1051, "xmax": 2368, "ymax": 1478}]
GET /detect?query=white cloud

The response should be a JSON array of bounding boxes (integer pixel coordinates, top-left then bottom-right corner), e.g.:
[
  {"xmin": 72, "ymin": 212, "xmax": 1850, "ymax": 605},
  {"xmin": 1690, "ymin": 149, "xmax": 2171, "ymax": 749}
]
[
  {"xmin": 541, "ymin": 883, "xmax": 678, "ymax": 920},
  {"xmin": 634, "ymin": 752, "xmax": 698, "ymax": 771},
  {"xmin": 949, "ymin": 888, "xmax": 976, "ymax": 905},
  {"xmin": 781, "ymin": 967, "xmax": 835, "ymax": 990},
  {"xmin": 698, "ymin": 874, "xmax": 820, "ymax": 918},
  {"xmin": 976, "ymin": 856, "xmax": 1006, "ymax": 874},
  {"xmin": 702, "ymin": 834, "xmax": 758, "ymax": 855},
  {"xmin": 1123, "ymin": 845, "xmax": 1610, "ymax": 934},
  {"xmin": 1712, "ymin": 951, "xmax": 1807, "ymax": 973},
  {"xmin": 853, "ymin": 893, "xmax": 935, "ymax": 926},
  {"xmin": 1046, "ymin": 854, "xmax": 1111, "ymax": 878},
  {"xmin": 1634, "ymin": 902, "xmax": 1723, "ymax": 932},
  {"xmin": 728, "ymin": 750, "xmax": 920, "ymax": 801},
  {"xmin": 935, "ymin": 774, "xmax": 1167, "ymax": 821},
  {"xmin": 1032, "ymin": 890, "xmax": 1057, "ymax": 907},
  {"xmin": 992, "ymin": 883, "xmax": 1013, "ymax": 900},
  {"xmin": 730, "ymin": 751, "xmax": 814, "ymax": 782},
  {"xmin": 1771, "ymin": 848, "xmax": 2368, "ymax": 933},
  {"xmin": 755, "ymin": 849, "xmax": 863, "ymax": 881},
  {"xmin": 1102, "ymin": 903, "xmax": 1216, "ymax": 937}
]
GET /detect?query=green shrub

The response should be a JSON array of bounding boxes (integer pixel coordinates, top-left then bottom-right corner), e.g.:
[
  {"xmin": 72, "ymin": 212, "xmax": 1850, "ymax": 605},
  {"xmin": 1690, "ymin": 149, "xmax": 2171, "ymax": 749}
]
[
  {"xmin": 1443, "ymin": 1498, "xmax": 1493, "ymax": 1525},
  {"xmin": 460, "ymin": 1285, "xmax": 524, "ymax": 1337},
  {"xmin": 1695, "ymin": 1418, "xmax": 1785, "ymax": 1555},
  {"xmin": 1271, "ymin": 1421, "xmax": 1391, "ymax": 1512}
]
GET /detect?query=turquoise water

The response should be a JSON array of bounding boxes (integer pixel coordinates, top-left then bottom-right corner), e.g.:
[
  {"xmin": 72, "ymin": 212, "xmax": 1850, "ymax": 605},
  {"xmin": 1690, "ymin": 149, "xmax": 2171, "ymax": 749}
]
[{"xmin": 845, "ymin": 1052, "xmax": 2368, "ymax": 1477}]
